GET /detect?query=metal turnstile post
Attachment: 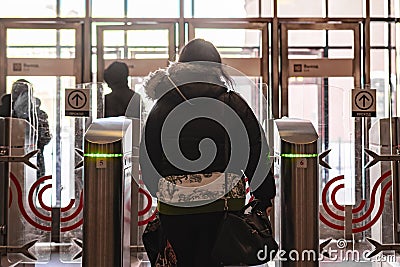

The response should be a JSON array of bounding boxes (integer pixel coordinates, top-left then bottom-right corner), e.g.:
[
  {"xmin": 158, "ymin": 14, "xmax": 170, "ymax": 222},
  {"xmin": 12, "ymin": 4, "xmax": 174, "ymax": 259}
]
[
  {"xmin": 83, "ymin": 117, "xmax": 132, "ymax": 267},
  {"xmin": 274, "ymin": 118, "xmax": 319, "ymax": 266}
]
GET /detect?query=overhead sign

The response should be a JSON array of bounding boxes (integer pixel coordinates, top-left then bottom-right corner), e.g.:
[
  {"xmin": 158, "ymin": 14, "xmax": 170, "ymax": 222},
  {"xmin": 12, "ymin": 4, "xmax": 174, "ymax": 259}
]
[
  {"xmin": 7, "ymin": 58, "xmax": 75, "ymax": 76},
  {"xmin": 65, "ymin": 89, "xmax": 90, "ymax": 117},
  {"xmin": 352, "ymin": 89, "xmax": 376, "ymax": 117},
  {"xmin": 288, "ymin": 59, "xmax": 353, "ymax": 77}
]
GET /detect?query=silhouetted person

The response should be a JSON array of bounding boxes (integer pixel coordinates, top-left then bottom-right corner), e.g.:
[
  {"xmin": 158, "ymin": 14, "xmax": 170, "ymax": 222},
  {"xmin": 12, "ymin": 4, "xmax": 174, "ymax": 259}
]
[
  {"xmin": 104, "ymin": 61, "xmax": 142, "ymax": 118},
  {"xmin": 0, "ymin": 94, "xmax": 11, "ymax": 117}
]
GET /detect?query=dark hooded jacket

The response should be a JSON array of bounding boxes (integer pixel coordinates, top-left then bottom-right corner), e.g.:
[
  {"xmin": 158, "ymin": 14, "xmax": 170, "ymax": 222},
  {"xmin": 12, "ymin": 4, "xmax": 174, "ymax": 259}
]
[{"xmin": 140, "ymin": 62, "xmax": 275, "ymax": 213}]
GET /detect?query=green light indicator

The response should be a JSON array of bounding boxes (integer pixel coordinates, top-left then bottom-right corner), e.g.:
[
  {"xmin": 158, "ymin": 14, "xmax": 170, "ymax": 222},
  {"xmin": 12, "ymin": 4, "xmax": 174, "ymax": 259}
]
[
  {"xmin": 84, "ymin": 153, "xmax": 123, "ymax": 158},
  {"xmin": 281, "ymin": 153, "xmax": 318, "ymax": 158}
]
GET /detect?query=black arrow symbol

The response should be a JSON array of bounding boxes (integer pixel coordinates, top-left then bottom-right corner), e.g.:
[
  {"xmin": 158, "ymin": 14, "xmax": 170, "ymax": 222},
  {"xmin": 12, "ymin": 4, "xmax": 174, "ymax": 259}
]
[
  {"xmin": 72, "ymin": 93, "xmax": 83, "ymax": 107},
  {"xmin": 358, "ymin": 94, "xmax": 370, "ymax": 107}
]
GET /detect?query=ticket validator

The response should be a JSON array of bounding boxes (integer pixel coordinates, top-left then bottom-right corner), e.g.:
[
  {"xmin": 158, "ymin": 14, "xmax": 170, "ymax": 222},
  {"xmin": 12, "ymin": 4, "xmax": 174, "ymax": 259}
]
[
  {"xmin": 83, "ymin": 117, "xmax": 132, "ymax": 267},
  {"xmin": 274, "ymin": 118, "xmax": 319, "ymax": 267}
]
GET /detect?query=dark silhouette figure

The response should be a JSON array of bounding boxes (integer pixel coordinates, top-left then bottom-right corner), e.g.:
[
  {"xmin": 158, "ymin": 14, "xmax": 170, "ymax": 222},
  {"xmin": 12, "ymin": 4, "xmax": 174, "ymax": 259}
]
[
  {"xmin": 0, "ymin": 94, "xmax": 11, "ymax": 117},
  {"xmin": 104, "ymin": 61, "xmax": 142, "ymax": 118}
]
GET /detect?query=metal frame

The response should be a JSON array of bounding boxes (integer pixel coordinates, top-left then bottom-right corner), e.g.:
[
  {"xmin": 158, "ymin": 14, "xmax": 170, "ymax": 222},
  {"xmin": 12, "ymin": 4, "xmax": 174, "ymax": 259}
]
[{"xmin": 96, "ymin": 23, "xmax": 176, "ymax": 83}]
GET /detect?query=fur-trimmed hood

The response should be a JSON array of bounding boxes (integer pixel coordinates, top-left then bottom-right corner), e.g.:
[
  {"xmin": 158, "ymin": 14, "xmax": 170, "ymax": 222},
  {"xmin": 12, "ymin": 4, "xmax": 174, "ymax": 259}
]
[{"xmin": 142, "ymin": 61, "xmax": 228, "ymax": 100}]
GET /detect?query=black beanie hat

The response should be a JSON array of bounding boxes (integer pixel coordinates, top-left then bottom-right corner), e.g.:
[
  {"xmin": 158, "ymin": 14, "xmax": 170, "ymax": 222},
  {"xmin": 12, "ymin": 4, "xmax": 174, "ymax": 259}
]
[{"xmin": 104, "ymin": 61, "xmax": 129, "ymax": 86}]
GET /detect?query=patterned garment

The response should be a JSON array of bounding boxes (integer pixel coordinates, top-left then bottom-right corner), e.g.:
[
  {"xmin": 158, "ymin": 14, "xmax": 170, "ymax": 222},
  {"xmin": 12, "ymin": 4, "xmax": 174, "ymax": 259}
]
[{"xmin": 157, "ymin": 172, "xmax": 245, "ymax": 204}]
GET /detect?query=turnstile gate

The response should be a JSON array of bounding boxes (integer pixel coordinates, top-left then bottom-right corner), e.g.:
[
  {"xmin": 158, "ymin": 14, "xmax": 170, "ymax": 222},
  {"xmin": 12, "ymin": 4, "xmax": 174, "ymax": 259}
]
[
  {"xmin": 83, "ymin": 117, "xmax": 132, "ymax": 267},
  {"xmin": 274, "ymin": 118, "xmax": 319, "ymax": 266}
]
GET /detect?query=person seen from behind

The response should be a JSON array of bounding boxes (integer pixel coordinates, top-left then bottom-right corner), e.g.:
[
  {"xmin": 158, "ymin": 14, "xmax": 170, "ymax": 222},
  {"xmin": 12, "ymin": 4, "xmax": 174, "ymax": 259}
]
[
  {"xmin": 140, "ymin": 38, "xmax": 276, "ymax": 266},
  {"xmin": 103, "ymin": 61, "xmax": 143, "ymax": 118}
]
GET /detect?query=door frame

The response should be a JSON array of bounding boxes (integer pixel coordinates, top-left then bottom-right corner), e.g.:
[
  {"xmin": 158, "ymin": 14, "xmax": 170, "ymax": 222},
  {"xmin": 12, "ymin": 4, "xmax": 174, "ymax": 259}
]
[{"xmin": 0, "ymin": 21, "xmax": 83, "ymax": 96}]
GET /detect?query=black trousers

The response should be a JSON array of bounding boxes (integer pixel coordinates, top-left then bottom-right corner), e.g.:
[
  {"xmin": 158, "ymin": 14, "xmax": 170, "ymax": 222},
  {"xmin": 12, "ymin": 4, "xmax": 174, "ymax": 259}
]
[{"xmin": 159, "ymin": 212, "xmax": 225, "ymax": 267}]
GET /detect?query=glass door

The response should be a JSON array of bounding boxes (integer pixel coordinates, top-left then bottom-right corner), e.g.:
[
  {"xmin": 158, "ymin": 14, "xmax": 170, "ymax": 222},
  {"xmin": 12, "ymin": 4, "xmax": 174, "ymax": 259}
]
[{"xmin": 1, "ymin": 21, "xmax": 83, "ymax": 265}]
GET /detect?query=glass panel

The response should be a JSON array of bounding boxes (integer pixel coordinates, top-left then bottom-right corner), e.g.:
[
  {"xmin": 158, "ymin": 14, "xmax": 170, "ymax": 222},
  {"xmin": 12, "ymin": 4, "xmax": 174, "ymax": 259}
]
[
  {"xmin": 7, "ymin": 29, "xmax": 57, "ymax": 59},
  {"xmin": 370, "ymin": 0, "xmax": 399, "ymax": 17},
  {"xmin": 60, "ymin": 29, "xmax": 76, "ymax": 46},
  {"xmin": 370, "ymin": 22, "xmax": 397, "ymax": 47},
  {"xmin": 393, "ymin": 0, "xmax": 400, "ymax": 17},
  {"xmin": 0, "ymin": 0, "xmax": 56, "ymax": 18},
  {"xmin": 391, "ymin": 23, "xmax": 397, "ymax": 47},
  {"xmin": 92, "ymin": 0, "xmax": 124, "ymax": 18},
  {"xmin": 328, "ymin": 49, "xmax": 354, "ymax": 59},
  {"xmin": 6, "ymin": 79, "xmax": 54, "ymax": 264},
  {"xmin": 127, "ymin": 29, "xmax": 170, "ymax": 59},
  {"xmin": 7, "ymin": 29, "xmax": 76, "ymax": 59},
  {"xmin": 288, "ymin": 30, "xmax": 326, "ymax": 47},
  {"xmin": 128, "ymin": 0, "xmax": 179, "ymax": 18},
  {"xmin": 184, "ymin": 0, "xmax": 193, "ymax": 17},
  {"xmin": 261, "ymin": 0, "xmax": 273, "ymax": 17},
  {"xmin": 193, "ymin": 0, "xmax": 248, "ymax": 18},
  {"xmin": 60, "ymin": 29, "xmax": 77, "ymax": 59},
  {"xmin": 370, "ymin": 0, "xmax": 388, "ymax": 17},
  {"xmin": 327, "ymin": 77, "xmax": 356, "ymax": 204},
  {"xmin": 327, "ymin": 0, "xmax": 364, "ymax": 17},
  {"xmin": 288, "ymin": 78, "xmax": 320, "ymax": 128},
  {"xmin": 7, "ymin": 29, "xmax": 57, "ymax": 46},
  {"xmin": 59, "ymin": 82, "xmax": 104, "ymax": 263},
  {"xmin": 103, "ymin": 30, "xmax": 125, "ymax": 47},
  {"xmin": 371, "ymin": 49, "xmax": 396, "ymax": 119},
  {"xmin": 194, "ymin": 28, "xmax": 261, "ymax": 57},
  {"xmin": 244, "ymin": 0, "xmax": 260, "ymax": 18},
  {"xmin": 7, "ymin": 48, "xmax": 57, "ymax": 59},
  {"xmin": 328, "ymin": 30, "xmax": 354, "ymax": 47},
  {"xmin": 371, "ymin": 22, "xmax": 388, "ymax": 46},
  {"xmin": 60, "ymin": 0, "xmax": 85, "ymax": 17},
  {"xmin": 278, "ymin": 0, "xmax": 325, "ymax": 17}
]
